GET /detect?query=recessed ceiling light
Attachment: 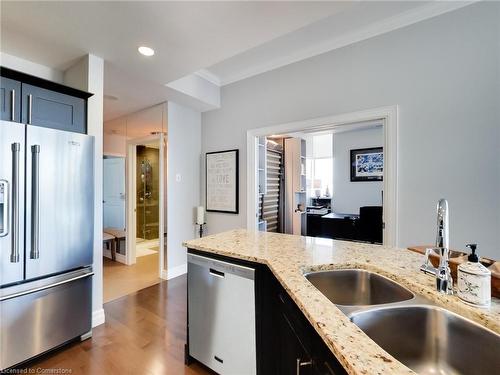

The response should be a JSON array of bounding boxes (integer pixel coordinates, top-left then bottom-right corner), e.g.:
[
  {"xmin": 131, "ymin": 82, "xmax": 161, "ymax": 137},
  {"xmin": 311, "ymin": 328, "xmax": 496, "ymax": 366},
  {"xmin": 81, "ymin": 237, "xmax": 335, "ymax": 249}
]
[{"xmin": 138, "ymin": 46, "xmax": 155, "ymax": 56}]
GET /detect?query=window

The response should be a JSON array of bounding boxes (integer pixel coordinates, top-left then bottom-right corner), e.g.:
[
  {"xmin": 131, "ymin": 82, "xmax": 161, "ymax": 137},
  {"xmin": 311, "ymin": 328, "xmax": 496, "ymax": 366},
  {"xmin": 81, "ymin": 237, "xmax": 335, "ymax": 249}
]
[{"xmin": 306, "ymin": 134, "xmax": 333, "ymax": 198}]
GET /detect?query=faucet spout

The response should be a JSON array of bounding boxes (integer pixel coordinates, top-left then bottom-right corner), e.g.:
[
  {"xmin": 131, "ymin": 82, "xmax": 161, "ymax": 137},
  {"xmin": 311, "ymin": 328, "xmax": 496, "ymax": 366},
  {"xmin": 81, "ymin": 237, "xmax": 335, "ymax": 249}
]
[
  {"xmin": 436, "ymin": 198, "xmax": 449, "ymax": 250},
  {"xmin": 420, "ymin": 199, "xmax": 453, "ymax": 294}
]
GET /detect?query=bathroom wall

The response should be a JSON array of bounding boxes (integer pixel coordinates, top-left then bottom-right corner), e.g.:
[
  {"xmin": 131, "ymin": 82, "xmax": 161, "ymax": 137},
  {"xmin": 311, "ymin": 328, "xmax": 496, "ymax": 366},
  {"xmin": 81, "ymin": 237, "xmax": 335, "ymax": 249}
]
[{"xmin": 136, "ymin": 146, "xmax": 160, "ymax": 240}]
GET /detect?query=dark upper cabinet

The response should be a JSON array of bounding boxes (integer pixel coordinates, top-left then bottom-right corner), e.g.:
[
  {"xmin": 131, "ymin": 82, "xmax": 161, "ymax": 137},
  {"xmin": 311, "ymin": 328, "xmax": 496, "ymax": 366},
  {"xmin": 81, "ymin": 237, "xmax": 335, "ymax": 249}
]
[
  {"xmin": 0, "ymin": 77, "xmax": 21, "ymax": 122},
  {"xmin": 21, "ymin": 83, "xmax": 86, "ymax": 133}
]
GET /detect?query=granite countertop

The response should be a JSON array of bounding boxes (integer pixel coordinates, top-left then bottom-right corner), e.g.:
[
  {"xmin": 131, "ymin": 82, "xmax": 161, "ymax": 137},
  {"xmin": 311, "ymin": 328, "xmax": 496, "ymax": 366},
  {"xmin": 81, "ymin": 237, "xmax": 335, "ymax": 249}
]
[{"xmin": 183, "ymin": 229, "xmax": 500, "ymax": 375}]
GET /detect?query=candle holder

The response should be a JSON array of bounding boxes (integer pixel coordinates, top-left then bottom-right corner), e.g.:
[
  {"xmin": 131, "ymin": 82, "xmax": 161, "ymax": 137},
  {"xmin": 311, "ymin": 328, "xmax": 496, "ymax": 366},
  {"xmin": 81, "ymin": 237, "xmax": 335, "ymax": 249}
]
[{"xmin": 197, "ymin": 223, "xmax": 206, "ymax": 238}]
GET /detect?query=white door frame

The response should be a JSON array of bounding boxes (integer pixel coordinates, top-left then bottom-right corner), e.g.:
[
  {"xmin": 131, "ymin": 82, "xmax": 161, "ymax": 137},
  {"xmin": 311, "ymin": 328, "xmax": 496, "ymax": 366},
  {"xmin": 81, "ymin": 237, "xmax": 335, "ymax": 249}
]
[
  {"xmin": 125, "ymin": 134, "xmax": 166, "ymax": 279},
  {"xmin": 246, "ymin": 105, "xmax": 399, "ymax": 247}
]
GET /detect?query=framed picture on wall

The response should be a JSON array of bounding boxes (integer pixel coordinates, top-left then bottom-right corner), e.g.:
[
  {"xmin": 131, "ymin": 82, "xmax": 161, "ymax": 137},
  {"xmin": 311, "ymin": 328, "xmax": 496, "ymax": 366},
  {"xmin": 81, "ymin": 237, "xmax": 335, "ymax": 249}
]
[
  {"xmin": 350, "ymin": 147, "xmax": 383, "ymax": 182},
  {"xmin": 206, "ymin": 149, "xmax": 239, "ymax": 213}
]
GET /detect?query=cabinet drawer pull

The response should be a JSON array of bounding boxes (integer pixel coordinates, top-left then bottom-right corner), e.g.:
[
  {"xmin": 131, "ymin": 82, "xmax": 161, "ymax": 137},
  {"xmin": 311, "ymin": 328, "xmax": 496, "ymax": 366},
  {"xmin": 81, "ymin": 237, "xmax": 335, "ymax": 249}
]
[
  {"xmin": 28, "ymin": 94, "xmax": 33, "ymax": 124},
  {"xmin": 209, "ymin": 268, "xmax": 225, "ymax": 278},
  {"xmin": 296, "ymin": 358, "xmax": 312, "ymax": 375},
  {"xmin": 214, "ymin": 355, "xmax": 223, "ymax": 363},
  {"xmin": 11, "ymin": 89, "xmax": 15, "ymax": 121}
]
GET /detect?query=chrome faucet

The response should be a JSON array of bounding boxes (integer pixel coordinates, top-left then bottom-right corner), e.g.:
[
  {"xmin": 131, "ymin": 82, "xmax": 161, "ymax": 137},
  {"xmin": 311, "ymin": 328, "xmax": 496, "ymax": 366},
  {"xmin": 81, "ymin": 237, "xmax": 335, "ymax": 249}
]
[{"xmin": 420, "ymin": 199, "xmax": 453, "ymax": 294}]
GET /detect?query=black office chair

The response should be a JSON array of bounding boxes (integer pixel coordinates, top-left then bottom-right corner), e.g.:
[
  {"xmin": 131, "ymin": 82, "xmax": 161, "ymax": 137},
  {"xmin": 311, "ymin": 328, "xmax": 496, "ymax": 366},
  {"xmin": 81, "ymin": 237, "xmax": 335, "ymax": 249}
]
[{"xmin": 358, "ymin": 206, "xmax": 383, "ymax": 244}]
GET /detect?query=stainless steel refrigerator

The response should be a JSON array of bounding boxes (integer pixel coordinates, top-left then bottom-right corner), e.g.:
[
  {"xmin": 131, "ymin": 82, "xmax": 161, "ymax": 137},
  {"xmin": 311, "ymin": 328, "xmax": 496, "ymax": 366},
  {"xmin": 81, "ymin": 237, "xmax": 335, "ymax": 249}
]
[{"xmin": 0, "ymin": 120, "xmax": 94, "ymax": 370}]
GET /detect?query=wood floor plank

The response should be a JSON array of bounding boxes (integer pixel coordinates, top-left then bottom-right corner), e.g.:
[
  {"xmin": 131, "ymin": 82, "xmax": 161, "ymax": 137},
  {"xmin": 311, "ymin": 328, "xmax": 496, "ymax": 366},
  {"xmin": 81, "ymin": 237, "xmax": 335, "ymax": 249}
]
[
  {"xmin": 103, "ymin": 253, "xmax": 161, "ymax": 303},
  {"xmin": 23, "ymin": 275, "xmax": 212, "ymax": 375}
]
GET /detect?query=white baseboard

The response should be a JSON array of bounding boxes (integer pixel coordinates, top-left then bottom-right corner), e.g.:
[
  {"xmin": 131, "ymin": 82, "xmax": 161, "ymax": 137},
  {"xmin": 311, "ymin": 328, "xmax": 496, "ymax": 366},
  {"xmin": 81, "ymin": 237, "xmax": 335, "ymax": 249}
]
[
  {"xmin": 92, "ymin": 308, "xmax": 105, "ymax": 327},
  {"xmin": 164, "ymin": 263, "xmax": 187, "ymax": 280},
  {"xmin": 103, "ymin": 249, "xmax": 127, "ymax": 264}
]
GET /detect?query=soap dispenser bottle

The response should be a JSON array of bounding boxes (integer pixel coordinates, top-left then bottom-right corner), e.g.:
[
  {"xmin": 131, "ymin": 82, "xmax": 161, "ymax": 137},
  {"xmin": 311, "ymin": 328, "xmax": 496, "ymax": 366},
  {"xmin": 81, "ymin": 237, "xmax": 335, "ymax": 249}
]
[{"xmin": 457, "ymin": 244, "xmax": 491, "ymax": 307}]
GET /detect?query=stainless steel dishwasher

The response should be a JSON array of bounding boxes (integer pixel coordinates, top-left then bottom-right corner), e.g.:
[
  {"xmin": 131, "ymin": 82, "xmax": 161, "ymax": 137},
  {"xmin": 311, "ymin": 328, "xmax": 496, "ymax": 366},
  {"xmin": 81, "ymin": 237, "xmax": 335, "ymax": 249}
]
[{"xmin": 188, "ymin": 252, "xmax": 256, "ymax": 375}]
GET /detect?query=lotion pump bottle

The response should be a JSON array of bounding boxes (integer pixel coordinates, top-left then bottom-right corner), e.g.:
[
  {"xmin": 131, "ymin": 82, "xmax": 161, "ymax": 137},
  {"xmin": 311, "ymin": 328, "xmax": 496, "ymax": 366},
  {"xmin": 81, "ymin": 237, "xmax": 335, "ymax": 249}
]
[{"xmin": 457, "ymin": 244, "xmax": 491, "ymax": 307}]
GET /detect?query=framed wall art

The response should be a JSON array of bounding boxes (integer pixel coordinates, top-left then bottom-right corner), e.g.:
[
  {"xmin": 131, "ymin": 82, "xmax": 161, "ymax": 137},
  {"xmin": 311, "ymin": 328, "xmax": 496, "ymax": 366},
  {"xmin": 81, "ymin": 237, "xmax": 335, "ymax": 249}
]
[
  {"xmin": 350, "ymin": 147, "xmax": 383, "ymax": 182},
  {"xmin": 206, "ymin": 149, "xmax": 239, "ymax": 213}
]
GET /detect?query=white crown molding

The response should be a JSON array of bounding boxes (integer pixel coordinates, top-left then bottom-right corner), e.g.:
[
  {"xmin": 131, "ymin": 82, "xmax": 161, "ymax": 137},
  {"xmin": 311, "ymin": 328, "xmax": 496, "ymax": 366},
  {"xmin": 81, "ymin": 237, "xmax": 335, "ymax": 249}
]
[
  {"xmin": 194, "ymin": 69, "xmax": 221, "ymax": 87},
  {"xmin": 220, "ymin": 1, "xmax": 475, "ymax": 86}
]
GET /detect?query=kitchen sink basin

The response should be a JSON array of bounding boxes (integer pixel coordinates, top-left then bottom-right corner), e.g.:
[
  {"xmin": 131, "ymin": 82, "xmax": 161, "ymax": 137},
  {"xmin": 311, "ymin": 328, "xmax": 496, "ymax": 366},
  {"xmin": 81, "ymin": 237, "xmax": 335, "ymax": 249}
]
[
  {"xmin": 304, "ymin": 269, "xmax": 414, "ymax": 306},
  {"xmin": 351, "ymin": 305, "xmax": 500, "ymax": 375}
]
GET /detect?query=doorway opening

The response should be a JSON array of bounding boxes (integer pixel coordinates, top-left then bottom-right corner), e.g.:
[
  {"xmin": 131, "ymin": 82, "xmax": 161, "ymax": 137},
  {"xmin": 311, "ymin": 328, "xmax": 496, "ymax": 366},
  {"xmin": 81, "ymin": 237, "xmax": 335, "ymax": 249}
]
[
  {"xmin": 248, "ymin": 106, "xmax": 398, "ymax": 247},
  {"xmin": 125, "ymin": 134, "xmax": 165, "ymax": 276},
  {"xmin": 101, "ymin": 134, "xmax": 165, "ymax": 303}
]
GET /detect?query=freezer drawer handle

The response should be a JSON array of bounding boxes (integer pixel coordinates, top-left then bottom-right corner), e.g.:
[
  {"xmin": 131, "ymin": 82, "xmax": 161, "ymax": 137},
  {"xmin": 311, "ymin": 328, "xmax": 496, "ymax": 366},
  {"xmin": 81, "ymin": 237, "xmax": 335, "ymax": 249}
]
[
  {"xmin": 30, "ymin": 145, "xmax": 41, "ymax": 259},
  {"xmin": 214, "ymin": 356, "xmax": 223, "ymax": 364},
  {"xmin": 0, "ymin": 180, "xmax": 9, "ymax": 237},
  {"xmin": 10, "ymin": 143, "xmax": 20, "ymax": 263},
  {"xmin": 209, "ymin": 268, "xmax": 225, "ymax": 278},
  {"xmin": 0, "ymin": 271, "xmax": 94, "ymax": 301}
]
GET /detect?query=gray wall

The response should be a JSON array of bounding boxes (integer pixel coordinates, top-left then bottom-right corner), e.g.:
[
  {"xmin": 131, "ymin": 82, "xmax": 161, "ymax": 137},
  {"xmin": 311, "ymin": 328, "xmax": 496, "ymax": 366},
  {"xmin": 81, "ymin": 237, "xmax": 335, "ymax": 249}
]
[
  {"xmin": 333, "ymin": 127, "xmax": 383, "ymax": 215},
  {"xmin": 202, "ymin": 3, "xmax": 500, "ymax": 259}
]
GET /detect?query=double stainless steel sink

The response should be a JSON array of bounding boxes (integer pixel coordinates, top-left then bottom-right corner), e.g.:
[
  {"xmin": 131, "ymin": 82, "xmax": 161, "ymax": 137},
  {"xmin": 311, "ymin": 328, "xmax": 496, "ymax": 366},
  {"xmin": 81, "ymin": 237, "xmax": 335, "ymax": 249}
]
[
  {"xmin": 305, "ymin": 269, "xmax": 500, "ymax": 375},
  {"xmin": 305, "ymin": 269, "xmax": 414, "ymax": 307}
]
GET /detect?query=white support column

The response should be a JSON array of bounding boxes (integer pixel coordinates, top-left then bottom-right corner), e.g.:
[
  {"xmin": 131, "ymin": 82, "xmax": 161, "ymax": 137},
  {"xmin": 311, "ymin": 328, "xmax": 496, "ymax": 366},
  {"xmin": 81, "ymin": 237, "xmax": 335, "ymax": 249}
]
[{"xmin": 64, "ymin": 54, "xmax": 105, "ymax": 327}]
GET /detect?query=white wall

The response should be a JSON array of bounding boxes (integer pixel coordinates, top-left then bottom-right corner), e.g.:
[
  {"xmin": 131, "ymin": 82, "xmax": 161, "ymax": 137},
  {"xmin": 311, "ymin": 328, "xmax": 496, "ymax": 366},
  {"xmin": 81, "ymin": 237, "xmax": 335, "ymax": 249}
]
[
  {"xmin": 0, "ymin": 52, "xmax": 63, "ymax": 83},
  {"xmin": 167, "ymin": 72, "xmax": 221, "ymax": 109},
  {"xmin": 167, "ymin": 102, "xmax": 202, "ymax": 277},
  {"xmin": 103, "ymin": 133, "xmax": 128, "ymax": 157},
  {"xmin": 202, "ymin": 3, "xmax": 500, "ymax": 259},
  {"xmin": 64, "ymin": 55, "xmax": 105, "ymax": 327},
  {"xmin": 332, "ymin": 127, "xmax": 383, "ymax": 214}
]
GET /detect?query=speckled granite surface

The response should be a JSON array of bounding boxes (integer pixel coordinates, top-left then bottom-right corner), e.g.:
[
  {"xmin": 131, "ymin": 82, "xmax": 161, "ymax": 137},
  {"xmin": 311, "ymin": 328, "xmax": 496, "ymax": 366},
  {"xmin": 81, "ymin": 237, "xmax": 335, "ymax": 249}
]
[{"xmin": 184, "ymin": 229, "xmax": 500, "ymax": 375}]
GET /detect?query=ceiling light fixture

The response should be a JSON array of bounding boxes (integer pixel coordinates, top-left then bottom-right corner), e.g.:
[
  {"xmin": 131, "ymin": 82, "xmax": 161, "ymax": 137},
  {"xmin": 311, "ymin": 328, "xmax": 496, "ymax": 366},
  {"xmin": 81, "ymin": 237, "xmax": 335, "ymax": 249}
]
[{"xmin": 138, "ymin": 46, "xmax": 155, "ymax": 57}]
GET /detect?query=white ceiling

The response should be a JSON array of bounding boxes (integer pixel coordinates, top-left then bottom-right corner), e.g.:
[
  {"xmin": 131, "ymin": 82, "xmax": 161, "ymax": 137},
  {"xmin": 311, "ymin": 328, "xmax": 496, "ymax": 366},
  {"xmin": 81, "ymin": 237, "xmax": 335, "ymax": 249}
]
[
  {"xmin": 0, "ymin": 1, "xmax": 471, "ymax": 121},
  {"xmin": 1, "ymin": 1, "xmax": 348, "ymax": 120},
  {"xmin": 208, "ymin": 1, "xmax": 472, "ymax": 85}
]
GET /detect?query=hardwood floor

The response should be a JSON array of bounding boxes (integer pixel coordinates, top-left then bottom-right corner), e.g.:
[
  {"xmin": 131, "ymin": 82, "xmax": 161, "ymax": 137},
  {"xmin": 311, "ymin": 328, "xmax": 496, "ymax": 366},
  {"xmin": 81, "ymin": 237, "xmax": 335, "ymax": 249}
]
[
  {"xmin": 103, "ymin": 253, "xmax": 161, "ymax": 303},
  {"xmin": 25, "ymin": 276, "xmax": 212, "ymax": 375}
]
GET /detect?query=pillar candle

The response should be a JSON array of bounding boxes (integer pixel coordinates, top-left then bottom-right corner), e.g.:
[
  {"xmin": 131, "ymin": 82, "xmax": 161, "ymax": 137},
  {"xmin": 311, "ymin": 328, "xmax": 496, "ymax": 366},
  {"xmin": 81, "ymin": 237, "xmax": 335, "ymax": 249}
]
[{"xmin": 196, "ymin": 206, "xmax": 205, "ymax": 225}]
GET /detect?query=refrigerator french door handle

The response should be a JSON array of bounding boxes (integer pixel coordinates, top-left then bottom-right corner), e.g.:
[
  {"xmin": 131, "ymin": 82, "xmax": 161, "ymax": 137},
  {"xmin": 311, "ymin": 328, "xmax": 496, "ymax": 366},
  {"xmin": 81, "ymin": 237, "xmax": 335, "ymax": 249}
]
[
  {"xmin": 10, "ymin": 143, "xmax": 20, "ymax": 262},
  {"xmin": 11, "ymin": 89, "xmax": 15, "ymax": 122},
  {"xmin": 28, "ymin": 94, "xmax": 33, "ymax": 124},
  {"xmin": 30, "ymin": 145, "xmax": 41, "ymax": 259},
  {"xmin": 0, "ymin": 180, "xmax": 9, "ymax": 237}
]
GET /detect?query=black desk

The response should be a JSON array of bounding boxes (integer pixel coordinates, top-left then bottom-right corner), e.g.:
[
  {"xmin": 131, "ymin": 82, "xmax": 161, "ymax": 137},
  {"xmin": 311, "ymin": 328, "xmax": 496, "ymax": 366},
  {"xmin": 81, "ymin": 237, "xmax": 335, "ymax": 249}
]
[
  {"xmin": 320, "ymin": 213, "xmax": 359, "ymax": 241},
  {"xmin": 307, "ymin": 208, "xmax": 381, "ymax": 244}
]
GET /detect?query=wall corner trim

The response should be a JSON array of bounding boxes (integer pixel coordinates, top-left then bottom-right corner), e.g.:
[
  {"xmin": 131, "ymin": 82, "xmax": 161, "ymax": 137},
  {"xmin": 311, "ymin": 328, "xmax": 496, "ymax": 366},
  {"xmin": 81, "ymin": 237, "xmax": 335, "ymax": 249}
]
[
  {"xmin": 92, "ymin": 308, "xmax": 105, "ymax": 328},
  {"xmin": 164, "ymin": 263, "xmax": 188, "ymax": 280}
]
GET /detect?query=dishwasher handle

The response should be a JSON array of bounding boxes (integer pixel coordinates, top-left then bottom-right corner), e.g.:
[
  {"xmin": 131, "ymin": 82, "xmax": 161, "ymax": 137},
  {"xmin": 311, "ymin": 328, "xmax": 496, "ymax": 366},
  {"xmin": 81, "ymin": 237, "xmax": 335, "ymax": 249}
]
[
  {"xmin": 209, "ymin": 268, "xmax": 225, "ymax": 278},
  {"xmin": 188, "ymin": 252, "xmax": 255, "ymax": 280}
]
